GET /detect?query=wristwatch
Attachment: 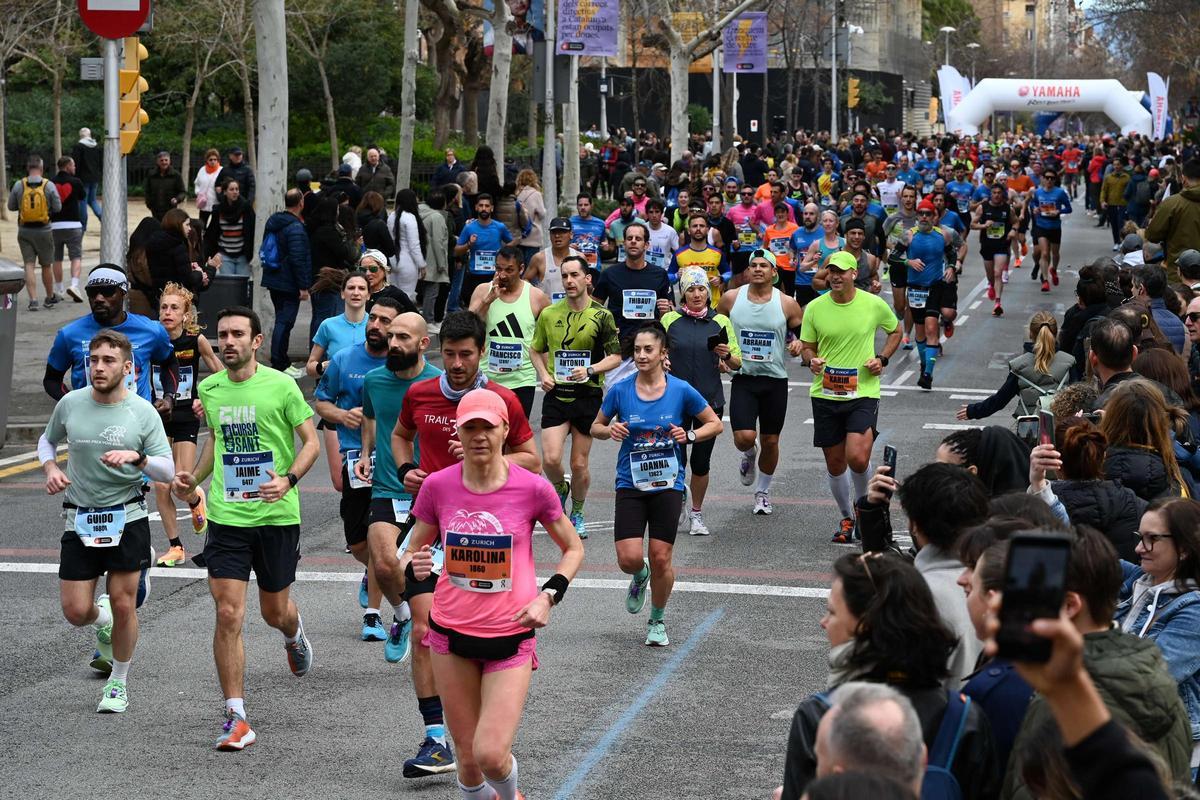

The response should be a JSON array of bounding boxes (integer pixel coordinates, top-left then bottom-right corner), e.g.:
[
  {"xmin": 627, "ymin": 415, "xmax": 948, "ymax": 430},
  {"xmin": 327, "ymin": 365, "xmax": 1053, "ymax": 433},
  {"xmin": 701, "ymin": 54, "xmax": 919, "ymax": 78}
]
[
  {"xmin": 875, "ymin": 354, "xmax": 889, "ymax": 367},
  {"xmin": 286, "ymin": 472, "xmax": 300, "ymax": 488},
  {"xmin": 134, "ymin": 451, "xmax": 148, "ymax": 468},
  {"xmin": 586, "ymin": 366, "xmax": 596, "ymax": 378},
  {"xmin": 686, "ymin": 429, "xmax": 697, "ymax": 445}
]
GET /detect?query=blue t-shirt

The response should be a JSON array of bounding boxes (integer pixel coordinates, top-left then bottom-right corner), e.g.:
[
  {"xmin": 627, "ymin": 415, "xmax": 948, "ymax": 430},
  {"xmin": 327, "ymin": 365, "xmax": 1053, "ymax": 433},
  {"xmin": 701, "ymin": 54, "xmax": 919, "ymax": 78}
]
[
  {"xmin": 1032, "ymin": 186, "xmax": 1072, "ymax": 230},
  {"xmin": 600, "ymin": 374, "xmax": 709, "ymax": 493},
  {"xmin": 314, "ymin": 313, "xmax": 367, "ymax": 359},
  {"xmin": 897, "ymin": 169, "xmax": 921, "ymax": 189},
  {"xmin": 907, "ymin": 228, "xmax": 946, "ymax": 288},
  {"xmin": 939, "ymin": 211, "xmax": 965, "ymax": 234},
  {"xmin": 569, "ymin": 215, "xmax": 607, "ymax": 267},
  {"xmin": 946, "ymin": 180, "xmax": 975, "ymax": 215},
  {"xmin": 972, "ymin": 184, "xmax": 993, "ymax": 203},
  {"xmin": 314, "ymin": 343, "xmax": 387, "ymax": 453},
  {"xmin": 47, "ymin": 312, "xmax": 174, "ymax": 401},
  {"xmin": 790, "ymin": 226, "xmax": 824, "ymax": 286},
  {"xmin": 915, "ymin": 158, "xmax": 941, "ymax": 185},
  {"xmin": 457, "ymin": 218, "xmax": 513, "ymax": 275}
]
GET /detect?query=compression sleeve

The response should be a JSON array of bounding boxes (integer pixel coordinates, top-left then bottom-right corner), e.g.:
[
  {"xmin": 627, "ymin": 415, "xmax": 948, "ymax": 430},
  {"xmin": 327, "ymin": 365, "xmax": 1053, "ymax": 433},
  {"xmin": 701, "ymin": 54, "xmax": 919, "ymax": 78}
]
[
  {"xmin": 156, "ymin": 349, "xmax": 180, "ymax": 397},
  {"xmin": 37, "ymin": 434, "xmax": 58, "ymax": 465},
  {"xmin": 43, "ymin": 364, "xmax": 67, "ymax": 401},
  {"xmin": 142, "ymin": 454, "xmax": 176, "ymax": 483}
]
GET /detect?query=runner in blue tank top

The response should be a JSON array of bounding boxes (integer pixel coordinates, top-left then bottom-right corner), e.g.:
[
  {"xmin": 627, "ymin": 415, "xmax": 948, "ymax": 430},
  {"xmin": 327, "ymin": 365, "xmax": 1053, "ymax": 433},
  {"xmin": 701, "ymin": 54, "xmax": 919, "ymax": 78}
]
[{"xmin": 902, "ymin": 199, "xmax": 956, "ymax": 390}]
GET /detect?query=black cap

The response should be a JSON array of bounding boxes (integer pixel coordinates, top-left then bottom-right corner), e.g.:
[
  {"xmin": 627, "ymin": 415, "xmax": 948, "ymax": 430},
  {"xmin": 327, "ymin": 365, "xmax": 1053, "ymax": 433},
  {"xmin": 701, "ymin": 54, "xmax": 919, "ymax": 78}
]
[
  {"xmin": 338, "ymin": 163, "xmax": 353, "ymax": 176},
  {"xmin": 1178, "ymin": 249, "xmax": 1200, "ymax": 271},
  {"xmin": 843, "ymin": 217, "xmax": 866, "ymax": 233},
  {"xmin": 549, "ymin": 217, "xmax": 572, "ymax": 232},
  {"xmin": 228, "ymin": 146, "xmax": 243, "ymax": 155}
]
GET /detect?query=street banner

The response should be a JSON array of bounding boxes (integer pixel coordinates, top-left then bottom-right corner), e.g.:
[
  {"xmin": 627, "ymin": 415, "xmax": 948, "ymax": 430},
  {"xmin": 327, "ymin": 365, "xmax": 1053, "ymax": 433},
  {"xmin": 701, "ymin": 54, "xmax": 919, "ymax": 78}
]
[
  {"xmin": 1147, "ymin": 72, "xmax": 1169, "ymax": 141},
  {"xmin": 937, "ymin": 64, "xmax": 966, "ymax": 126},
  {"xmin": 723, "ymin": 12, "xmax": 767, "ymax": 73},
  {"xmin": 558, "ymin": 0, "xmax": 618, "ymax": 56}
]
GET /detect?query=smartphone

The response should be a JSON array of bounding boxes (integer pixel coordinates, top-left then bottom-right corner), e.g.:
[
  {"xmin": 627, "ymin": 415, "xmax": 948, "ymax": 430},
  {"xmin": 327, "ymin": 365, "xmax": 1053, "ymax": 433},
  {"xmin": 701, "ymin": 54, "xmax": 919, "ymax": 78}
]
[
  {"xmin": 706, "ymin": 327, "xmax": 729, "ymax": 351},
  {"xmin": 1038, "ymin": 409, "xmax": 1057, "ymax": 479},
  {"xmin": 1015, "ymin": 415, "xmax": 1038, "ymax": 447},
  {"xmin": 882, "ymin": 445, "xmax": 898, "ymax": 498},
  {"xmin": 996, "ymin": 532, "xmax": 1072, "ymax": 663}
]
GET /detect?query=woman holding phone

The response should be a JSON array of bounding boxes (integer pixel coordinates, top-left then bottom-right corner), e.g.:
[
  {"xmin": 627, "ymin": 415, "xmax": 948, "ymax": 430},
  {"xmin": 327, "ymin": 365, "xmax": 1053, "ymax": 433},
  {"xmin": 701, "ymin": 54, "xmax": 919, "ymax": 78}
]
[
  {"xmin": 405, "ymin": 388, "xmax": 583, "ymax": 800},
  {"xmin": 661, "ymin": 267, "xmax": 741, "ymax": 536}
]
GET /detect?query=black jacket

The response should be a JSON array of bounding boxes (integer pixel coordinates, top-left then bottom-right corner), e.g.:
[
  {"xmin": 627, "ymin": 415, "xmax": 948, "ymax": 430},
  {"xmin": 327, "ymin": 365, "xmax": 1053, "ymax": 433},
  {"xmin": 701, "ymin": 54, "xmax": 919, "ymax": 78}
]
[
  {"xmin": 1058, "ymin": 301, "xmax": 1108, "ymax": 379},
  {"xmin": 71, "ymin": 140, "xmax": 102, "ymax": 184},
  {"xmin": 144, "ymin": 228, "xmax": 203, "ymax": 306},
  {"xmin": 661, "ymin": 308, "xmax": 732, "ymax": 410},
  {"xmin": 357, "ymin": 210, "xmax": 396, "ymax": 259},
  {"xmin": 1103, "ymin": 444, "xmax": 1193, "ymax": 502},
  {"xmin": 782, "ymin": 683, "xmax": 1000, "ymax": 800},
  {"xmin": 50, "ymin": 171, "xmax": 85, "ymax": 225},
  {"xmin": 1065, "ymin": 720, "xmax": 1171, "ymax": 800},
  {"xmin": 144, "ymin": 168, "xmax": 186, "ymax": 217},
  {"xmin": 1051, "ymin": 478, "xmax": 1146, "ymax": 560},
  {"xmin": 308, "ymin": 224, "xmax": 357, "ymax": 276},
  {"xmin": 217, "ymin": 161, "xmax": 256, "ymax": 204}
]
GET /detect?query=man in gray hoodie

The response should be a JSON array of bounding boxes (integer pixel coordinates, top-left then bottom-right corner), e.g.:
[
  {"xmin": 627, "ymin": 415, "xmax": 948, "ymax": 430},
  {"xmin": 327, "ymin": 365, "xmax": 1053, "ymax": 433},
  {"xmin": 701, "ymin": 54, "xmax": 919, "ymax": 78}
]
[{"xmin": 9, "ymin": 154, "xmax": 62, "ymax": 311}]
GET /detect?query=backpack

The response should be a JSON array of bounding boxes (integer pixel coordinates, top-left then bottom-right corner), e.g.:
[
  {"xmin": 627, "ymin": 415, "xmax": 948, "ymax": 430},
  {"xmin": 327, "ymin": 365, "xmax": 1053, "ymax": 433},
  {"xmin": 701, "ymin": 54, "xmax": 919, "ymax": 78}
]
[
  {"xmin": 514, "ymin": 198, "xmax": 533, "ymax": 238},
  {"xmin": 19, "ymin": 178, "xmax": 49, "ymax": 225},
  {"xmin": 1013, "ymin": 368, "xmax": 1070, "ymax": 415},
  {"xmin": 259, "ymin": 229, "xmax": 285, "ymax": 271},
  {"xmin": 1133, "ymin": 178, "xmax": 1153, "ymax": 206},
  {"xmin": 813, "ymin": 689, "xmax": 971, "ymax": 800}
]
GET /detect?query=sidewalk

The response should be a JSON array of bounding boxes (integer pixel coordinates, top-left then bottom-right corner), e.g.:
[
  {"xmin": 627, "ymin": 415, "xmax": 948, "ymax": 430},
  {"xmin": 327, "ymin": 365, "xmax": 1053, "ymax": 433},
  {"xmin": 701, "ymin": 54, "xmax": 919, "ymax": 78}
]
[{"xmin": 1, "ymin": 200, "xmax": 314, "ymax": 448}]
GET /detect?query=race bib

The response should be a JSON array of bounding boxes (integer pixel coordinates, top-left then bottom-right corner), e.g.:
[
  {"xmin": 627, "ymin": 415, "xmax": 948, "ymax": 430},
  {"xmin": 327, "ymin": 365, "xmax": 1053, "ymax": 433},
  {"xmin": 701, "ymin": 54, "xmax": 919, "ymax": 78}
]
[
  {"xmin": 822, "ymin": 366, "xmax": 860, "ymax": 399},
  {"xmin": 738, "ymin": 227, "xmax": 757, "ymax": 246},
  {"xmin": 622, "ymin": 289, "xmax": 656, "ymax": 320},
  {"xmin": 986, "ymin": 223, "xmax": 1005, "ymax": 240},
  {"xmin": 445, "ymin": 530, "xmax": 512, "ymax": 592},
  {"xmin": 398, "ymin": 522, "xmax": 443, "ymax": 575},
  {"xmin": 1039, "ymin": 203, "xmax": 1056, "ymax": 215},
  {"xmin": 957, "ymin": 198, "xmax": 969, "ymax": 213},
  {"xmin": 769, "ymin": 237, "xmax": 789, "ymax": 256},
  {"xmin": 554, "ymin": 349, "xmax": 590, "ymax": 382},
  {"xmin": 630, "ymin": 448, "xmax": 679, "ymax": 491},
  {"xmin": 551, "ymin": 291, "xmax": 567, "ymax": 303},
  {"xmin": 907, "ymin": 287, "xmax": 929, "ymax": 309},
  {"xmin": 488, "ymin": 340, "xmax": 523, "ymax": 373},
  {"xmin": 392, "ymin": 496, "xmax": 413, "ymax": 522},
  {"xmin": 152, "ymin": 365, "xmax": 194, "ymax": 401},
  {"xmin": 474, "ymin": 251, "xmax": 496, "ymax": 273},
  {"xmin": 617, "ymin": 244, "xmax": 626, "ymax": 263},
  {"xmin": 647, "ymin": 248, "xmax": 666, "ymax": 269},
  {"xmin": 71, "ymin": 504, "xmax": 127, "ymax": 548},
  {"xmin": 221, "ymin": 451, "xmax": 274, "ymax": 501},
  {"xmin": 883, "ymin": 205, "xmax": 898, "ymax": 216},
  {"xmin": 344, "ymin": 448, "xmax": 374, "ymax": 490},
  {"xmin": 739, "ymin": 329, "xmax": 776, "ymax": 362}
]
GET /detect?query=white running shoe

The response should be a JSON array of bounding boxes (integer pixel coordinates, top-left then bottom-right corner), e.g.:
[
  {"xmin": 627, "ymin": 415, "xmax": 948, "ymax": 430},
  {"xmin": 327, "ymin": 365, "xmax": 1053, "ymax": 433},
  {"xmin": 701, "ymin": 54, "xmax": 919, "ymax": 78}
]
[
  {"xmin": 739, "ymin": 444, "xmax": 757, "ymax": 486},
  {"xmin": 753, "ymin": 491, "xmax": 773, "ymax": 515},
  {"xmin": 678, "ymin": 485, "xmax": 689, "ymax": 531},
  {"xmin": 688, "ymin": 509, "xmax": 710, "ymax": 536}
]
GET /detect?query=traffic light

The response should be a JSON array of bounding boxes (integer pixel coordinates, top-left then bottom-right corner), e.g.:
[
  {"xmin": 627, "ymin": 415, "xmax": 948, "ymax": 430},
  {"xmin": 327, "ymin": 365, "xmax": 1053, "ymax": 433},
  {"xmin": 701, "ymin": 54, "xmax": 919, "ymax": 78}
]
[
  {"xmin": 119, "ymin": 36, "xmax": 149, "ymax": 155},
  {"xmin": 847, "ymin": 76, "xmax": 861, "ymax": 109}
]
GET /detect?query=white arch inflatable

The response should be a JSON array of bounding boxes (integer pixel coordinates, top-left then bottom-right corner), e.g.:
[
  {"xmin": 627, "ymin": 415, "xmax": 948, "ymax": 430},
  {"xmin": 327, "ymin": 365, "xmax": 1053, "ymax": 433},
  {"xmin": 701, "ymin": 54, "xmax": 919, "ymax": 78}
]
[{"xmin": 947, "ymin": 78, "xmax": 1152, "ymax": 137}]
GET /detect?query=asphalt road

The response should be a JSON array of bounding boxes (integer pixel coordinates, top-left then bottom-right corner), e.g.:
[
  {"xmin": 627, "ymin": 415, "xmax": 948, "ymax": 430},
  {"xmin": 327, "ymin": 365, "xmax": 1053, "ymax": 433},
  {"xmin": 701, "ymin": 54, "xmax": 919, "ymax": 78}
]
[{"xmin": 0, "ymin": 204, "xmax": 1113, "ymax": 799}]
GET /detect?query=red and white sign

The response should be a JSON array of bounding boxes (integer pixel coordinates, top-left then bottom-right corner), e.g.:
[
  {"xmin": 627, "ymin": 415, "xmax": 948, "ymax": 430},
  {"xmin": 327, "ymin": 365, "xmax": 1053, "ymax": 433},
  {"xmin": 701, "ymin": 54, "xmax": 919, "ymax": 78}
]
[{"xmin": 77, "ymin": 0, "xmax": 150, "ymax": 40}]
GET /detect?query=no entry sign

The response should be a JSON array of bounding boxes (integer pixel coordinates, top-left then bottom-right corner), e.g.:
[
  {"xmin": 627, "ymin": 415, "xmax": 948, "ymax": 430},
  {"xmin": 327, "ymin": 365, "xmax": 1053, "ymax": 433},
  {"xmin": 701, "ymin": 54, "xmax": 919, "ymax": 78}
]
[{"xmin": 77, "ymin": 0, "xmax": 151, "ymax": 40}]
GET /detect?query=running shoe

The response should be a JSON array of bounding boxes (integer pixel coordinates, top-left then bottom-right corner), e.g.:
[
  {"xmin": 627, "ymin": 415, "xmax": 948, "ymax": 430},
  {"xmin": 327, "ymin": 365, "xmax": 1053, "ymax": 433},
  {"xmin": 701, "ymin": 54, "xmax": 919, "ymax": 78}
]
[
  {"xmin": 427, "ymin": 321, "xmax": 441, "ymax": 335},
  {"xmin": 1050, "ymin": 266, "xmax": 1059, "ymax": 286},
  {"xmin": 645, "ymin": 619, "xmax": 669, "ymax": 647},
  {"xmin": 986, "ymin": 285, "xmax": 995, "ymax": 301},
  {"xmin": 94, "ymin": 594, "xmax": 114, "ymax": 666},
  {"xmin": 1112, "ymin": 243, "xmax": 1120, "ymax": 252},
  {"xmin": 678, "ymin": 485, "xmax": 689, "ymax": 530},
  {"xmin": 136, "ymin": 546, "xmax": 153, "ymax": 609},
  {"xmin": 753, "ymin": 491, "xmax": 773, "ymax": 515},
  {"xmin": 358, "ymin": 570, "xmax": 369, "ymax": 608},
  {"xmin": 1001, "ymin": 267, "xmax": 1009, "ymax": 284},
  {"xmin": 1013, "ymin": 256, "xmax": 1022, "ymax": 268},
  {"xmin": 156, "ymin": 544, "xmax": 186, "ymax": 567},
  {"xmin": 66, "ymin": 284, "xmax": 84, "ymax": 303},
  {"xmin": 688, "ymin": 509, "xmax": 710, "ymax": 536},
  {"xmin": 569, "ymin": 508, "xmax": 586, "ymax": 539},
  {"xmin": 216, "ymin": 710, "xmax": 256, "ymax": 751},
  {"xmin": 27, "ymin": 300, "xmax": 37, "ymax": 312},
  {"xmin": 361, "ymin": 613, "xmax": 387, "ymax": 642},
  {"xmin": 1031, "ymin": 264, "xmax": 1040, "ymax": 280},
  {"xmin": 96, "ymin": 678, "xmax": 128, "ymax": 713},
  {"xmin": 189, "ymin": 486, "xmax": 207, "ymax": 535},
  {"xmin": 554, "ymin": 478, "xmax": 571, "ymax": 512},
  {"xmin": 1040, "ymin": 280, "xmax": 1051, "ymax": 293},
  {"xmin": 992, "ymin": 303, "xmax": 1004, "ymax": 317},
  {"xmin": 739, "ymin": 444, "xmax": 757, "ymax": 486},
  {"xmin": 917, "ymin": 373, "xmax": 933, "ymax": 391},
  {"xmin": 902, "ymin": 336, "xmax": 914, "ymax": 350},
  {"xmin": 285, "ymin": 364, "xmax": 306, "ymax": 380},
  {"xmin": 403, "ymin": 737, "xmax": 457, "ymax": 777},
  {"xmin": 285, "ymin": 626, "xmax": 313, "ymax": 676},
  {"xmin": 831, "ymin": 518, "xmax": 856, "ymax": 544},
  {"xmin": 1021, "ymin": 241, "xmax": 1028, "ymax": 256},
  {"xmin": 626, "ymin": 557, "xmax": 650, "ymax": 614},
  {"xmin": 943, "ymin": 319, "xmax": 955, "ymax": 338},
  {"xmin": 385, "ymin": 616, "xmax": 412, "ymax": 663},
  {"xmin": 44, "ymin": 293, "xmax": 61, "ymax": 308},
  {"xmin": 89, "ymin": 650, "xmax": 112, "ymax": 676}
]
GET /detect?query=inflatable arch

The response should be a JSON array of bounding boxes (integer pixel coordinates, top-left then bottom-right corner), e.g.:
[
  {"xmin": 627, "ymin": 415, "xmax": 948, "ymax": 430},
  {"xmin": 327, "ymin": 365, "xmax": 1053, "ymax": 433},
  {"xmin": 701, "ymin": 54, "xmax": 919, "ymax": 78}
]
[{"xmin": 946, "ymin": 78, "xmax": 1153, "ymax": 137}]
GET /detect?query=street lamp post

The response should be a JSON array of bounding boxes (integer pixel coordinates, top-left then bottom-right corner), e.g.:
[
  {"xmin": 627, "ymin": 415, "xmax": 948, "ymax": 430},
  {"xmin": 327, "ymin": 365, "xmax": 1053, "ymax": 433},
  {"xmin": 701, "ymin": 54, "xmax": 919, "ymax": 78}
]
[
  {"xmin": 966, "ymin": 42, "xmax": 980, "ymax": 84},
  {"xmin": 939, "ymin": 25, "xmax": 956, "ymax": 66}
]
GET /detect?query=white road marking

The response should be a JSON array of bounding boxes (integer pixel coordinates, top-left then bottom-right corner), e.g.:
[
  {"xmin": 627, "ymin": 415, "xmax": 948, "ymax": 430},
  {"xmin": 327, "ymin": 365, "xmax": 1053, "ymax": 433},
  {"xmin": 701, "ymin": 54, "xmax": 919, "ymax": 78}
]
[
  {"xmin": 803, "ymin": 418, "xmax": 814, "ymax": 425},
  {"xmin": 882, "ymin": 384, "xmax": 990, "ymax": 394},
  {"xmin": 956, "ymin": 315, "xmax": 970, "ymax": 326},
  {"xmin": 969, "ymin": 300, "xmax": 982, "ymax": 310},
  {"xmin": 0, "ymin": 562, "xmax": 831, "ymax": 599},
  {"xmin": 922, "ymin": 422, "xmax": 983, "ymax": 431},
  {"xmin": 949, "ymin": 393, "xmax": 988, "ymax": 400},
  {"xmin": 0, "ymin": 444, "xmax": 65, "ymax": 468},
  {"xmin": 895, "ymin": 370, "xmax": 914, "ymax": 385}
]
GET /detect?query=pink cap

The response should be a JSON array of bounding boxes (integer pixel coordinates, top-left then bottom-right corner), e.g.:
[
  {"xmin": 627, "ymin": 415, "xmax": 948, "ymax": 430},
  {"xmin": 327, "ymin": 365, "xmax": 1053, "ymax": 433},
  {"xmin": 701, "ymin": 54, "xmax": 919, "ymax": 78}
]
[{"xmin": 456, "ymin": 388, "xmax": 508, "ymax": 427}]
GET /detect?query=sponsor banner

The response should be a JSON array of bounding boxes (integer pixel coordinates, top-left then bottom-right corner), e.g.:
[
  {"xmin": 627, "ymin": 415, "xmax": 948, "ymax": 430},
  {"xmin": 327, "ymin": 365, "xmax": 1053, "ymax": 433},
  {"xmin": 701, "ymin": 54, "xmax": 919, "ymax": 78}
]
[
  {"xmin": 558, "ymin": 0, "xmax": 618, "ymax": 57},
  {"xmin": 722, "ymin": 12, "xmax": 767, "ymax": 74}
]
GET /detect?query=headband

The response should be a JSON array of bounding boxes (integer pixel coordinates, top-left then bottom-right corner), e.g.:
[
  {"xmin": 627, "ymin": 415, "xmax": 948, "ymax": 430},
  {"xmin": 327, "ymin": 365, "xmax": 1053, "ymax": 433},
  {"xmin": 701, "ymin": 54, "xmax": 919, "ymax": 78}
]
[{"xmin": 86, "ymin": 266, "xmax": 128, "ymax": 291}]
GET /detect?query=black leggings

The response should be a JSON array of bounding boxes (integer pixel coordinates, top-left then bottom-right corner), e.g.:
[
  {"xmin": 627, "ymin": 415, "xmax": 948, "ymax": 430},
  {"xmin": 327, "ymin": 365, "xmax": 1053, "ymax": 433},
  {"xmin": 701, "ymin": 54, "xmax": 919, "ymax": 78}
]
[{"xmin": 681, "ymin": 407, "xmax": 722, "ymax": 477}]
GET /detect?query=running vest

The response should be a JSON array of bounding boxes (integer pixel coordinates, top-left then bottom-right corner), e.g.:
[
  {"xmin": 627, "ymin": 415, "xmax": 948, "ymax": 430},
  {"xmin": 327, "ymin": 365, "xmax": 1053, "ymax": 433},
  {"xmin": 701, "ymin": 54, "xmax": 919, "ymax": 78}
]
[
  {"xmin": 1009, "ymin": 351, "xmax": 1074, "ymax": 416},
  {"xmin": 730, "ymin": 287, "xmax": 788, "ymax": 379},
  {"xmin": 540, "ymin": 245, "xmax": 581, "ymax": 303},
  {"xmin": 156, "ymin": 332, "xmax": 199, "ymax": 413},
  {"xmin": 980, "ymin": 203, "xmax": 1012, "ymax": 247},
  {"xmin": 484, "ymin": 281, "xmax": 538, "ymax": 389},
  {"xmin": 850, "ymin": 249, "xmax": 872, "ymax": 290},
  {"xmin": 817, "ymin": 236, "xmax": 845, "ymax": 270}
]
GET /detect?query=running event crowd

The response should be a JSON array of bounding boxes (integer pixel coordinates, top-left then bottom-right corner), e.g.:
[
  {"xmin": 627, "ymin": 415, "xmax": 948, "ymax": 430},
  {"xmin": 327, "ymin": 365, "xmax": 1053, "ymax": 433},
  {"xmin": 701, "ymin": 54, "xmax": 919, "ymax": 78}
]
[{"xmin": 29, "ymin": 122, "xmax": 1200, "ymax": 800}]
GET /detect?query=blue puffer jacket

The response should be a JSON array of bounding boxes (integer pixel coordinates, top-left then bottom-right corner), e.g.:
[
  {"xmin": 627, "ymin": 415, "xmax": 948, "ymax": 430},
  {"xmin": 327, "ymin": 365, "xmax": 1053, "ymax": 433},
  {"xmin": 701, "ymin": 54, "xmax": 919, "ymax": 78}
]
[
  {"xmin": 260, "ymin": 210, "xmax": 312, "ymax": 293},
  {"xmin": 1116, "ymin": 561, "xmax": 1200, "ymax": 742}
]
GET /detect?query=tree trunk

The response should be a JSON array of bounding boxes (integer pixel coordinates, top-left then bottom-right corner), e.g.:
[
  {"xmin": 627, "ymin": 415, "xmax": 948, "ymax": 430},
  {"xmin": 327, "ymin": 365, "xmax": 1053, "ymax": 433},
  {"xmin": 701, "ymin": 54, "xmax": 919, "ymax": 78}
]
[
  {"xmin": 252, "ymin": 0, "xmax": 287, "ymax": 336},
  {"xmin": 52, "ymin": 70, "xmax": 63, "ymax": 162},
  {"xmin": 485, "ymin": 2, "xmax": 512, "ymax": 184},
  {"xmin": 721, "ymin": 71, "xmax": 734, "ymax": 145},
  {"xmin": 181, "ymin": 61, "xmax": 207, "ymax": 183},
  {"xmin": 239, "ymin": 63, "xmax": 258, "ymax": 170},
  {"xmin": 0, "ymin": 64, "xmax": 9, "ymax": 221},
  {"xmin": 561, "ymin": 57, "xmax": 579, "ymax": 202},
  {"xmin": 397, "ymin": 0, "xmax": 420, "ymax": 188},
  {"xmin": 761, "ymin": 69, "xmax": 768, "ymax": 140},
  {"xmin": 526, "ymin": 87, "xmax": 537, "ymax": 150},
  {"xmin": 463, "ymin": 86, "xmax": 480, "ymax": 144},
  {"xmin": 317, "ymin": 60, "xmax": 338, "ymax": 173},
  {"xmin": 668, "ymin": 46, "xmax": 690, "ymax": 161}
]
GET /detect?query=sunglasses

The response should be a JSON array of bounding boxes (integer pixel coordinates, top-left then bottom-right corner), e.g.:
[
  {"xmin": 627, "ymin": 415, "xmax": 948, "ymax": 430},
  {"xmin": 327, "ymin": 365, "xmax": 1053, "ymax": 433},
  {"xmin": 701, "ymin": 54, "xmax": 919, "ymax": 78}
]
[
  {"xmin": 362, "ymin": 264, "xmax": 384, "ymax": 273},
  {"xmin": 917, "ymin": 211, "xmax": 935, "ymax": 217},
  {"xmin": 86, "ymin": 285, "xmax": 121, "ymax": 298},
  {"xmin": 1186, "ymin": 312, "xmax": 1200, "ymax": 323}
]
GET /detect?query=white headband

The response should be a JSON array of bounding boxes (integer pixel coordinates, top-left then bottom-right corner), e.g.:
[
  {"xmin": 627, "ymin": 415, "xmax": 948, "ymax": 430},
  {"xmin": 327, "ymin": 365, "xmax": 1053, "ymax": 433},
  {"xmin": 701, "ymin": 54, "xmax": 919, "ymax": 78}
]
[{"xmin": 86, "ymin": 266, "xmax": 128, "ymax": 291}]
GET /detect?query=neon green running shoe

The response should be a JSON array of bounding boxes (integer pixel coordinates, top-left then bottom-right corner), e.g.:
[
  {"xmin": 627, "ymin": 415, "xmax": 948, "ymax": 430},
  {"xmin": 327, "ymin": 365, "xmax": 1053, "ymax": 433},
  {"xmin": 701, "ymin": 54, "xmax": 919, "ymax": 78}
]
[
  {"xmin": 645, "ymin": 619, "xmax": 669, "ymax": 647},
  {"xmin": 97, "ymin": 678, "xmax": 128, "ymax": 713},
  {"xmin": 625, "ymin": 557, "xmax": 650, "ymax": 615}
]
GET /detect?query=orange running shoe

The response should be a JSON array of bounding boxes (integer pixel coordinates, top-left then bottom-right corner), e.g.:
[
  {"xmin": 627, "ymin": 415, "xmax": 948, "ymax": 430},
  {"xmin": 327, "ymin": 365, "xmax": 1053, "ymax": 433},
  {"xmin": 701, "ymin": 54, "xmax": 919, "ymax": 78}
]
[
  {"xmin": 1021, "ymin": 241, "xmax": 1028, "ymax": 256},
  {"xmin": 216, "ymin": 710, "xmax": 256, "ymax": 751},
  {"xmin": 189, "ymin": 486, "xmax": 207, "ymax": 535},
  {"xmin": 156, "ymin": 544, "xmax": 186, "ymax": 566}
]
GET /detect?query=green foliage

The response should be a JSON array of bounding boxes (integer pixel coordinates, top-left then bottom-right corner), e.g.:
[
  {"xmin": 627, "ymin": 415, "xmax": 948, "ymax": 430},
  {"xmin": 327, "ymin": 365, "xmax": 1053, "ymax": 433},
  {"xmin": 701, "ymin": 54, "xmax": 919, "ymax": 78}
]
[
  {"xmin": 842, "ymin": 77, "xmax": 893, "ymax": 116},
  {"xmin": 921, "ymin": 0, "xmax": 981, "ymax": 47},
  {"xmin": 687, "ymin": 104, "xmax": 712, "ymax": 135}
]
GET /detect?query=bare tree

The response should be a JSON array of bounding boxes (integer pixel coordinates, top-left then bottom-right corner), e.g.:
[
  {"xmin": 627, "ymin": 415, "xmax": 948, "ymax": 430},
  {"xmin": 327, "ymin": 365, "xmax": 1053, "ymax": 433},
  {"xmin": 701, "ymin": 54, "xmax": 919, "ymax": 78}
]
[
  {"xmin": 16, "ymin": 0, "xmax": 84, "ymax": 162},
  {"xmin": 397, "ymin": 0, "xmax": 421, "ymax": 187},
  {"xmin": 421, "ymin": 0, "xmax": 467, "ymax": 149},
  {"xmin": 253, "ymin": 0, "xmax": 287, "ymax": 334},
  {"xmin": 212, "ymin": 0, "xmax": 258, "ymax": 168},
  {"xmin": 286, "ymin": 0, "xmax": 356, "ymax": 172},
  {"xmin": 482, "ymin": 0, "xmax": 511, "ymax": 183},
  {"xmin": 642, "ymin": 0, "xmax": 769, "ymax": 159}
]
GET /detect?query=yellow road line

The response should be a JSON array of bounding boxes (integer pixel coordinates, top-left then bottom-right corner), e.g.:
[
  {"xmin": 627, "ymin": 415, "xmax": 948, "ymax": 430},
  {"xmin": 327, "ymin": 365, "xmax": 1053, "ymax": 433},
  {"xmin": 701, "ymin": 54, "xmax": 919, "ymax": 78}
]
[{"xmin": 0, "ymin": 453, "xmax": 66, "ymax": 480}]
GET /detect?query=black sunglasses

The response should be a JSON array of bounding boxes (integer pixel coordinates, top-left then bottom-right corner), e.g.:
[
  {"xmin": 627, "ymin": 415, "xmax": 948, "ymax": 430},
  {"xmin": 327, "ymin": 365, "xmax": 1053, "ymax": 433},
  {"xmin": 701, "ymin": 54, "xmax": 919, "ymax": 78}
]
[
  {"xmin": 1186, "ymin": 312, "xmax": 1200, "ymax": 323},
  {"xmin": 86, "ymin": 285, "xmax": 121, "ymax": 298}
]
